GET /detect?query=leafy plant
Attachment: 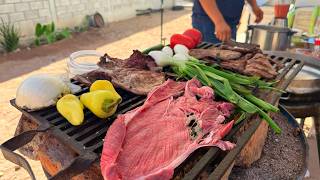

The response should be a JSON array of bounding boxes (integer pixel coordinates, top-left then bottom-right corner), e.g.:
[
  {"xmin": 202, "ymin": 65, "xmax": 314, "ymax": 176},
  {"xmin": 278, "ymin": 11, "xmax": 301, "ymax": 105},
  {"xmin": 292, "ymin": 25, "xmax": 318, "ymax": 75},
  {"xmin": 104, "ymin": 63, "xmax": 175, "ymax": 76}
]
[
  {"xmin": 0, "ymin": 19, "xmax": 20, "ymax": 52},
  {"xmin": 74, "ymin": 16, "xmax": 90, "ymax": 33},
  {"xmin": 34, "ymin": 22, "xmax": 71, "ymax": 46},
  {"xmin": 56, "ymin": 28, "xmax": 71, "ymax": 40}
]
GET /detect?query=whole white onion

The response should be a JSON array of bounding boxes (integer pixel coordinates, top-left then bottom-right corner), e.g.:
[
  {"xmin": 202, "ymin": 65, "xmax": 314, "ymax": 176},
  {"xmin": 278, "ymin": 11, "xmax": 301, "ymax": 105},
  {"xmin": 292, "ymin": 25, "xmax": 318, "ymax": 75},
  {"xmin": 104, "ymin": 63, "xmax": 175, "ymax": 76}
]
[{"xmin": 16, "ymin": 74, "xmax": 71, "ymax": 111}]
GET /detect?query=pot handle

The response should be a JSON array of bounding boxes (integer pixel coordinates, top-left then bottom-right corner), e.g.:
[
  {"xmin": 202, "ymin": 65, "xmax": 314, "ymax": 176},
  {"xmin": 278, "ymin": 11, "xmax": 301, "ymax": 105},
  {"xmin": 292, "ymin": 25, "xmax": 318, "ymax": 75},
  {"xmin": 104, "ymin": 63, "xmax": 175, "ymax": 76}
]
[
  {"xmin": 0, "ymin": 124, "xmax": 50, "ymax": 180},
  {"xmin": 280, "ymin": 92, "xmax": 291, "ymax": 100},
  {"xmin": 288, "ymin": 30, "xmax": 298, "ymax": 36}
]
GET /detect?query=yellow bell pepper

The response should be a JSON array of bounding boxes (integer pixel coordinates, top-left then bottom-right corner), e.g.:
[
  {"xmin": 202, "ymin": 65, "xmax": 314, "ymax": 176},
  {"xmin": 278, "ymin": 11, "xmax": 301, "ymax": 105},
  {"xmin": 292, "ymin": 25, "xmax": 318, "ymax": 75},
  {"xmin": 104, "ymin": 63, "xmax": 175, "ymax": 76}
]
[
  {"xmin": 90, "ymin": 80, "xmax": 116, "ymax": 92},
  {"xmin": 80, "ymin": 90, "xmax": 122, "ymax": 119},
  {"xmin": 57, "ymin": 94, "xmax": 84, "ymax": 126}
]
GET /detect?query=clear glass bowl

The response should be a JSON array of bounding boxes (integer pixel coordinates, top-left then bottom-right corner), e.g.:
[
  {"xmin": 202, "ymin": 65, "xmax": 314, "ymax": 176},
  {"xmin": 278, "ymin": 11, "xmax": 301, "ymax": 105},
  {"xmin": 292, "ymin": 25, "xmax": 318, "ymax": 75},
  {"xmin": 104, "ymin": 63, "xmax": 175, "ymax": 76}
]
[{"xmin": 67, "ymin": 50, "xmax": 106, "ymax": 78}]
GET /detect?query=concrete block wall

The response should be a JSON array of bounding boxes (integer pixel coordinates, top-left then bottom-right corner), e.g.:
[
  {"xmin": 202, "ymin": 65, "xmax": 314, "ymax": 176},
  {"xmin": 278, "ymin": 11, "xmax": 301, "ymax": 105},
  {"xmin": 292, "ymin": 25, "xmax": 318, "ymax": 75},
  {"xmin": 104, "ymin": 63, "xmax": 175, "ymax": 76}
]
[
  {"xmin": 0, "ymin": 0, "xmax": 52, "ymax": 43},
  {"xmin": 0, "ymin": 0, "xmax": 174, "ymax": 46}
]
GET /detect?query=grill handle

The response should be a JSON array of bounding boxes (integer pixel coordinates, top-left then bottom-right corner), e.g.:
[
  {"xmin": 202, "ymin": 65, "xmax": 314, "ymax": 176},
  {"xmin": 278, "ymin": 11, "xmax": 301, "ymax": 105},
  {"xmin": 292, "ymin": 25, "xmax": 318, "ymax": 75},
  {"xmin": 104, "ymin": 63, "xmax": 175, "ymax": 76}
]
[
  {"xmin": 0, "ymin": 124, "xmax": 98, "ymax": 180},
  {"xmin": 0, "ymin": 124, "xmax": 50, "ymax": 180}
]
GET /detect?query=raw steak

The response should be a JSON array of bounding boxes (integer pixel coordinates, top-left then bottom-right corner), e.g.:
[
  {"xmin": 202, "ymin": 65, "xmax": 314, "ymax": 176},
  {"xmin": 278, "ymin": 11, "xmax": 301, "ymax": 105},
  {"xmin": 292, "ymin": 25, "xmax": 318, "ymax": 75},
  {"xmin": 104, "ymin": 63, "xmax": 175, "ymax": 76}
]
[{"xmin": 100, "ymin": 78, "xmax": 235, "ymax": 180}]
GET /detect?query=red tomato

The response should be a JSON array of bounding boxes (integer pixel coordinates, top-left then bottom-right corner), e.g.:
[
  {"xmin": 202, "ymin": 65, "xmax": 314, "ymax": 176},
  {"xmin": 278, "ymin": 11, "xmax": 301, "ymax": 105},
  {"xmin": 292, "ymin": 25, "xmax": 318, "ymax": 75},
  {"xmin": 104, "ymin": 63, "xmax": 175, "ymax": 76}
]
[
  {"xmin": 170, "ymin": 34, "xmax": 196, "ymax": 49},
  {"xmin": 183, "ymin": 28, "xmax": 202, "ymax": 45}
]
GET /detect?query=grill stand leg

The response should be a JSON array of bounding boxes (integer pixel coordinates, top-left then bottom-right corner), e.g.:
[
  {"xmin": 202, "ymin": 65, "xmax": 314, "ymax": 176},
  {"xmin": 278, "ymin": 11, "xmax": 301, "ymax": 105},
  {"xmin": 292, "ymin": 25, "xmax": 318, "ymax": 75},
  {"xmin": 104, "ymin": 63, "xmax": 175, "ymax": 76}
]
[
  {"xmin": 301, "ymin": 118, "xmax": 306, "ymax": 129},
  {"xmin": 314, "ymin": 114, "xmax": 320, "ymax": 166}
]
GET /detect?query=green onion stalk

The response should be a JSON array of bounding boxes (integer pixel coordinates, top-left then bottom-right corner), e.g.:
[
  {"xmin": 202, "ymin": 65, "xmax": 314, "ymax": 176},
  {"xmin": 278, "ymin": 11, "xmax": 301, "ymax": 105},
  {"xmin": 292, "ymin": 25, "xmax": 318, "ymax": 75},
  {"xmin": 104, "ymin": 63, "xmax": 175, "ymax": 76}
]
[{"xmin": 171, "ymin": 57, "xmax": 282, "ymax": 134}]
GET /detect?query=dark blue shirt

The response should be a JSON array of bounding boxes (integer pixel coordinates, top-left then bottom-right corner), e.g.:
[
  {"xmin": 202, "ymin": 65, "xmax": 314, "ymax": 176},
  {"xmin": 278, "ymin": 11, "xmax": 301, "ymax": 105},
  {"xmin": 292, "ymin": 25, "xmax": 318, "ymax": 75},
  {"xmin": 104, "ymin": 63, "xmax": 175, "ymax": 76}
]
[{"xmin": 192, "ymin": 0, "xmax": 245, "ymax": 25}]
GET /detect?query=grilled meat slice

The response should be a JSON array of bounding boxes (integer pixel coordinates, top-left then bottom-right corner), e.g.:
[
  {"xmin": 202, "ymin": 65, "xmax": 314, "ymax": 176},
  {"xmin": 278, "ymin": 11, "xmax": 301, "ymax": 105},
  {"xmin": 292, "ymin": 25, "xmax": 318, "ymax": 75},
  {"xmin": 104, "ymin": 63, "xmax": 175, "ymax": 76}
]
[
  {"xmin": 220, "ymin": 41, "xmax": 262, "ymax": 54},
  {"xmin": 111, "ymin": 68, "xmax": 165, "ymax": 95},
  {"xmin": 124, "ymin": 50, "xmax": 158, "ymax": 70},
  {"xmin": 189, "ymin": 48, "xmax": 242, "ymax": 61},
  {"xmin": 75, "ymin": 68, "xmax": 165, "ymax": 95},
  {"xmin": 220, "ymin": 59, "xmax": 247, "ymax": 73},
  {"xmin": 243, "ymin": 66, "xmax": 276, "ymax": 79},
  {"xmin": 74, "ymin": 70, "xmax": 112, "ymax": 87},
  {"xmin": 75, "ymin": 50, "xmax": 165, "ymax": 95},
  {"xmin": 243, "ymin": 53, "xmax": 278, "ymax": 79},
  {"xmin": 98, "ymin": 53, "xmax": 125, "ymax": 70}
]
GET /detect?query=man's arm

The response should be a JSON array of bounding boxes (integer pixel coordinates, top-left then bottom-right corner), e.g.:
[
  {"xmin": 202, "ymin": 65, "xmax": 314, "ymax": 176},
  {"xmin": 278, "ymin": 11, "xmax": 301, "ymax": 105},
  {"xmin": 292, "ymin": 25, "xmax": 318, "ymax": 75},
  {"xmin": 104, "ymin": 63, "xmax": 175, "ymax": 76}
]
[
  {"xmin": 246, "ymin": 0, "xmax": 264, "ymax": 23},
  {"xmin": 199, "ymin": 0, "xmax": 231, "ymax": 41}
]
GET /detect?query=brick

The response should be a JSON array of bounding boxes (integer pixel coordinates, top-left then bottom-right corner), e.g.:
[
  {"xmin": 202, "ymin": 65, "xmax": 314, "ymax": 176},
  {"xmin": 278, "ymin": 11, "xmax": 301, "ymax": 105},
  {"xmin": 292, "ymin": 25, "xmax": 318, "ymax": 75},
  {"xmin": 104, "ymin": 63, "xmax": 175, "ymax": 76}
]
[
  {"xmin": 15, "ymin": 3, "xmax": 30, "ymax": 12},
  {"xmin": 19, "ymin": 19, "xmax": 34, "ymax": 35},
  {"xmin": 0, "ymin": 14, "xmax": 9, "ymax": 22},
  {"xmin": 75, "ymin": 4, "xmax": 85, "ymax": 12},
  {"xmin": 43, "ymin": 1, "xmax": 49, "ymax": 9},
  {"xmin": 30, "ymin": 1, "xmax": 43, "ymax": 10},
  {"xmin": 5, "ymin": 0, "xmax": 21, "ymax": 3},
  {"xmin": 58, "ymin": 12, "xmax": 73, "ymax": 20},
  {"xmin": 10, "ymin": 12, "xmax": 25, "ymax": 22},
  {"xmin": 0, "ymin": 4, "xmax": 15, "ymax": 14},
  {"xmin": 33, "ymin": 17, "xmax": 47, "ymax": 24},
  {"xmin": 24, "ymin": 10, "xmax": 39, "ymax": 19},
  {"xmin": 60, "ymin": 0, "xmax": 70, "ymax": 6},
  {"xmin": 56, "ymin": 6, "xmax": 67, "ymax": 15},
  {"xmin": 39, "ymin": 9, "xmax": 50, "ymax": 17}
]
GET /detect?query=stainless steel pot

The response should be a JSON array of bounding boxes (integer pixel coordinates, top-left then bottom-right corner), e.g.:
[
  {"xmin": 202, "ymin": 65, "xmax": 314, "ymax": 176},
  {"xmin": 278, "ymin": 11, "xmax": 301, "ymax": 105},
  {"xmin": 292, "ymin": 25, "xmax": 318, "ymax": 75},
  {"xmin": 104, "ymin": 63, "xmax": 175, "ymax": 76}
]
[{"xmin": 247, "ymin": 25, "xmax": 296, "ymax": 51}]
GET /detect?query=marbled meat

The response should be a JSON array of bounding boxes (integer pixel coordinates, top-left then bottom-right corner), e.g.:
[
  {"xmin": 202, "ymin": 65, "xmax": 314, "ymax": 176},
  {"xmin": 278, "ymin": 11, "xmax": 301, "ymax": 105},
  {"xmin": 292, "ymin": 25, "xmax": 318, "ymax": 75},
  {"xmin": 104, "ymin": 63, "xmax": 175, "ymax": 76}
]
[{"xmin": 74, "ymin": 50, "xmax": 165, "ymax": 95}]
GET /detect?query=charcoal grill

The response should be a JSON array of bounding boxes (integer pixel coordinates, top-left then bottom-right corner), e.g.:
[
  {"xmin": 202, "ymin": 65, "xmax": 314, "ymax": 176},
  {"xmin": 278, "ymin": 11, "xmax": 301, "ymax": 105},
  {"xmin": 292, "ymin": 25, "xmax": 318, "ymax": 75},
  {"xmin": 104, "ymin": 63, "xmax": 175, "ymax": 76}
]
[{"xmin": 0, "ymin": 42, "xmax": 303, "ymax": 180}]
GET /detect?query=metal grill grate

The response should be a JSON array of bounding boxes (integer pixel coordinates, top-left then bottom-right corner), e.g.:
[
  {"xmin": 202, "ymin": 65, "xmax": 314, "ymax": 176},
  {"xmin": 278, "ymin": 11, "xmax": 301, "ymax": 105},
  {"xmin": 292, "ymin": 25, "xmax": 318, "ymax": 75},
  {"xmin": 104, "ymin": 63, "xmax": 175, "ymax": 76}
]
[
  {"xmin": 3, "ymin": 42, "xmax": 304, "ymax": 180},
  {"xmin": 11, "ymin": 83, "xmax": 146, "ymax": 156}
]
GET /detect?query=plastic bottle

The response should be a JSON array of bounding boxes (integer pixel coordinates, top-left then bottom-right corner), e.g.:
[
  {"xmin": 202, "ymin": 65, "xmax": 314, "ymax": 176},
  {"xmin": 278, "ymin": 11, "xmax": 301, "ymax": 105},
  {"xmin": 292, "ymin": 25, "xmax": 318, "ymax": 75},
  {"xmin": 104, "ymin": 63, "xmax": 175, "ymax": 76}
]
[{"xmin": 313, "ymin": 38, "xmax": 320, "ymax": 59}]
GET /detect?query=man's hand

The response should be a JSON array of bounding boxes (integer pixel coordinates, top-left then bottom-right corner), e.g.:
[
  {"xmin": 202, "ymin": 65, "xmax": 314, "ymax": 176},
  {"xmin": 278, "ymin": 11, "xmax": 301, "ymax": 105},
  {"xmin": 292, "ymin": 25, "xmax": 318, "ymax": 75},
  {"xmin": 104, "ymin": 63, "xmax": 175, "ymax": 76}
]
[
  {"xmin": 215, "ymin": 20, "xmax": 231, "ymax": 42},
  {"xmin": 199, "ymin": 0, "xmax": 232, "ymax": 42},
  {"xmin": 252, "ymin": 5, "xmax": 263, "ymax": 23}
]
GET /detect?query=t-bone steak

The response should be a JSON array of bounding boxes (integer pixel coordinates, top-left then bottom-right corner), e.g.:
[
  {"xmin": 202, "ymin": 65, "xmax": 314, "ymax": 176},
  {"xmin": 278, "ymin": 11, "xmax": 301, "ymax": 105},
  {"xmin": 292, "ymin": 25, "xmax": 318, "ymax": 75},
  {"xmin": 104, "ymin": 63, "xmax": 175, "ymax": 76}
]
[{"xmin": 100, "ymin": 78, "xmax": 236, "ymax": 180}]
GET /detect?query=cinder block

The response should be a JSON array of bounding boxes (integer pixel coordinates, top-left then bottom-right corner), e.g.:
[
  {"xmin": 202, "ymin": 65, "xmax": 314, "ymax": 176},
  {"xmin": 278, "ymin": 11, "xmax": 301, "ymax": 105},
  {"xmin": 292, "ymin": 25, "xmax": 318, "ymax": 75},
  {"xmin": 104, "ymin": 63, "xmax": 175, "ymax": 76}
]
[
  {"xmin": 30, "ymin": 1, "xmax": 43, "ymax": 10},
  {"xmin": 76, "ymin": 4, "xmax": 85, "ymax": 12},
  {"xmin": 0, "ymin": 4, "xmax": 15, "ymax": 14},
  {"xmin": 10, "ymin": 12, "xmax": 25, "ymax": 22},
  {"xmin": 58, "ymin": 12, "xmax": 73, "ymax": 20},
  {"xmin": 0, "ymin": 14, "xmax": 9, "ymax": 22},
  {"xmin": 60, "ymin": 0, "xmax": 70, "ymax": 6},
  {"xmin": 24, "ymin": 10, "xmax": 39, "ymax": 19},
  {"xmin": 5, "ymin": 0, "xmax": 21, "ymax": 3},
  {"xmin": 43, "ymin": 1, "xmax": 50, "ymax": 9},
  {"xmin": 15, "ymin": 3, "xmax": 30, "ymax": 12},
  {"xmin": 56, "ymin": 6, "xmax": 67, "ymax": 16},
  {"xmin": 71, "ymin": 0, "xmax": 81, "ymax": 5},
  {"xmin": 39, "ymin": 9, "xmax": 50, "ymax": 17},
  {"xmin": 19, "ymin": 19, "xmax": 34, "ymax": 35}
]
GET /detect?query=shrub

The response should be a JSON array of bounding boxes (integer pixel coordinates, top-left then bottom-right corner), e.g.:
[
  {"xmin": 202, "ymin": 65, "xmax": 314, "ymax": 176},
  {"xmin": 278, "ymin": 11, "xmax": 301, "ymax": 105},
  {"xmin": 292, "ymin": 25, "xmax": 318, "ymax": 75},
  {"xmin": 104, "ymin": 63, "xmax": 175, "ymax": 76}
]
[
  {"xmin": 0, "ymin": 19, "xmax": 20, "ymax": 52},
  {"xmin": 34, "ymin": 22, "xmax": 71, "ymax": 46}
]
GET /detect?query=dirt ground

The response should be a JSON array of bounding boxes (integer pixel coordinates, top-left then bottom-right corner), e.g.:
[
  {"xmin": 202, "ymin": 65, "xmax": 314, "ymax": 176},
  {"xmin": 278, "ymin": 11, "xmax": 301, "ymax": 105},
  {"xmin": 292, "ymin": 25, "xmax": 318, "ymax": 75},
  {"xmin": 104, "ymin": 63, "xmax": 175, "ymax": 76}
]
[{"xmin": 0, "ymin": 7, "xmax": 319, "ymax": 180}]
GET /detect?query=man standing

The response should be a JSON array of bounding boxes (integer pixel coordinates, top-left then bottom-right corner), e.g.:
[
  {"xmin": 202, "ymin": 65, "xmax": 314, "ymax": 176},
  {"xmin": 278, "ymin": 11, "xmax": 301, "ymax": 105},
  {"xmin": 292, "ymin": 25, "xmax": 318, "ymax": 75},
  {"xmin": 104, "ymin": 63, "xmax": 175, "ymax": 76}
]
[{"xmin": 192, "ymin": 0, "xmax": 264, "ymax": 43}]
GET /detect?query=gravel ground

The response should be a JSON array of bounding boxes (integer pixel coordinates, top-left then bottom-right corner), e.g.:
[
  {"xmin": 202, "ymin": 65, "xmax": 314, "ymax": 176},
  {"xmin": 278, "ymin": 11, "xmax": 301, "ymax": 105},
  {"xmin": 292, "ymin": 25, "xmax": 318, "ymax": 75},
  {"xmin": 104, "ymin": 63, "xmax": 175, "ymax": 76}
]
[{"xmin": 229, "ymin": 113, "xmax": 306, "ymax": 180}]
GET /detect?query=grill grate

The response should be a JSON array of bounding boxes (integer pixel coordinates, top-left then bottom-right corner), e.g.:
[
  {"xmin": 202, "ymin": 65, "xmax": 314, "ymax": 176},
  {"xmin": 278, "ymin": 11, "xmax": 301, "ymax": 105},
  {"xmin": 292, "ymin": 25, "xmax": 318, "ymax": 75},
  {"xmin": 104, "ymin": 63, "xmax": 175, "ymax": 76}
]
[
  {"xmin": 4, "ymin": 42, "xmax": 303, "ymax": 180},
  {"xmin": 11, "ymin": 86, "xmax": 146, "ymax": 156}
]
